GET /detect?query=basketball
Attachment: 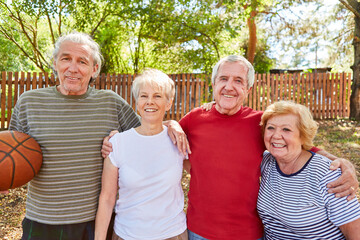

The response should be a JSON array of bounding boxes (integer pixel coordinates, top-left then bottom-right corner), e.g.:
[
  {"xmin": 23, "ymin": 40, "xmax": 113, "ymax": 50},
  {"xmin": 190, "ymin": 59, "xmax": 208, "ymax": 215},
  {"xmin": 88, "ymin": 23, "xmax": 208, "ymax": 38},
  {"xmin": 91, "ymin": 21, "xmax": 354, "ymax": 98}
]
[{"xmin": 0, "ymin": 130, "xmax": 42, "ymax": 191}]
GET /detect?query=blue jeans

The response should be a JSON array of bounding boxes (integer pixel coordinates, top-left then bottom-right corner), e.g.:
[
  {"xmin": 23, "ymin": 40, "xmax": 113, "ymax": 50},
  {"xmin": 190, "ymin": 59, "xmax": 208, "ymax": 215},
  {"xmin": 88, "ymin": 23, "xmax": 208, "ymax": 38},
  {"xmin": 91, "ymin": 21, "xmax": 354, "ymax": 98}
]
[{"xmin": 188, "ymin": 229, "xmax": 264, "ymax": 240}]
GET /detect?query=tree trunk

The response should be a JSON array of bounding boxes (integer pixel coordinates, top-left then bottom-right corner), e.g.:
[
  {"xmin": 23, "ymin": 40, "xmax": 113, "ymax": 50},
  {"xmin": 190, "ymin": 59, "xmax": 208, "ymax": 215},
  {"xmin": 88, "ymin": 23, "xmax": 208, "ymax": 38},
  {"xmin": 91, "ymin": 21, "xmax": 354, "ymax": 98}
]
[
  {"xmin": 349, "ymin": 10, "xmax": 360, "ymax": 120},
  {"xmin": 247, "ymin": 10, "xmax": 257, "ymax": 64}
]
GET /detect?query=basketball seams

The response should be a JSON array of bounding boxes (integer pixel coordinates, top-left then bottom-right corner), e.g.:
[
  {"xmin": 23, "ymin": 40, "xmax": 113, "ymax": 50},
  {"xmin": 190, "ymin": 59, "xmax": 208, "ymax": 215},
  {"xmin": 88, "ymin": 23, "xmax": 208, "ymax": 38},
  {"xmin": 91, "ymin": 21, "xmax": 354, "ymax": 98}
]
[
  {"xmin": 0, "ymin": 131, "xmax": 42, "ymax": 191},
  {"xmin": 11, "ymin": 131, "xmax": 42, "ymax": 153},
  {"xmin": 0, "ymin": 150, "xmax": 16, "ymax": 189},
  {"xmin": 0, "ymin": 134, "xmax": 39, "ymax": 176}
]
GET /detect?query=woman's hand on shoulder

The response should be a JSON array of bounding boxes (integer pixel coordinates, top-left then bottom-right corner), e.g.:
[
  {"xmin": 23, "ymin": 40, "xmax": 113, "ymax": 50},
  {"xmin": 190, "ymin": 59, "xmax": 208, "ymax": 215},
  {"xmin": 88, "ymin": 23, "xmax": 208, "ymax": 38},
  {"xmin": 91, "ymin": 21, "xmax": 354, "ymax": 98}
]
[{"xmin": 201, "ymin": 101, "xmax": 215, "ymax": 111}]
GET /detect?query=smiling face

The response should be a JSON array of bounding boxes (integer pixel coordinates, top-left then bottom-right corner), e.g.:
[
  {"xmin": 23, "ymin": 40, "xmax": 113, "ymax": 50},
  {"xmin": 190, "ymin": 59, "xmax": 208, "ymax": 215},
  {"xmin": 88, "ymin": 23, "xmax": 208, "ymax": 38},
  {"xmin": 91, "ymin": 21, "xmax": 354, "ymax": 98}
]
[
  {"xmin": 54, "ymin": 41, "xmax": 98, "ymax": 95},
  {"xmin": 213, "ymin": 61, "xmax": 252, "ymax": 115},
  {"xmin": 264, "ymin": 114, "xmax": 304, "ymax": 163},
  {"xmin": 137, "ymin": 83, "xmax": 172, "ymax": 125}
]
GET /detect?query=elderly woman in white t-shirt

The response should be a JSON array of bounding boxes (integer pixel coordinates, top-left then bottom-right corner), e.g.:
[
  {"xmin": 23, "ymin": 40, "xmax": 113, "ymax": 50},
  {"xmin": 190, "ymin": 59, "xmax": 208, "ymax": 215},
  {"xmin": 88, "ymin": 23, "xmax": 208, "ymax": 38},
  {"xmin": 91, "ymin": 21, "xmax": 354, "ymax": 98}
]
[
  {"xmin": 95, "ymin": 69, "xmax": 188, "ymax": 240},
  {"xmin": 257, "ymin": 101, "xmax": 360, "ymax": 239}
]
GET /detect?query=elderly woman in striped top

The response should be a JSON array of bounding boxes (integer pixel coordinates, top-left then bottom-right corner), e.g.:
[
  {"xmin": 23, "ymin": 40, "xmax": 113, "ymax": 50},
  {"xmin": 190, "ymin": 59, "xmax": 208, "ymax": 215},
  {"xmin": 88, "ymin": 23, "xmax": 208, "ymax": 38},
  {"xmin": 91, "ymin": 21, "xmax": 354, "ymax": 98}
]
[{"xmin": 257, "ymin": 101, "xmax": 360, "ymax": 239}]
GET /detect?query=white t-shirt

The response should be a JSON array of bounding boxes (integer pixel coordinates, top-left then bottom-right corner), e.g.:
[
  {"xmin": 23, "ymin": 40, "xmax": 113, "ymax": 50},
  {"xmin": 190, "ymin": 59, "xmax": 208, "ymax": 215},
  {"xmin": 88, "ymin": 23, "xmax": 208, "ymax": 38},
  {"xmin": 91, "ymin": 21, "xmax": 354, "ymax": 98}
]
[{"xmin": 109, "ymin": 126, "xmax": 186, "ymax": 240}]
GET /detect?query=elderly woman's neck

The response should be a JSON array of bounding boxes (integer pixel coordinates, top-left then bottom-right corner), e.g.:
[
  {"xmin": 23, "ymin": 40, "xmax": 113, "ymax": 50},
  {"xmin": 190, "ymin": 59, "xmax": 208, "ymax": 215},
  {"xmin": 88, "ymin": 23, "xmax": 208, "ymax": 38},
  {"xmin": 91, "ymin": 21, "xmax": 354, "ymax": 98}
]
[
  {"xmin": 277, "ymin": 150, "xmax": 312, "ymax": 175},
  {"xmin": 135, "ymin": 122, "xmax": 164, "ymax": 136}
]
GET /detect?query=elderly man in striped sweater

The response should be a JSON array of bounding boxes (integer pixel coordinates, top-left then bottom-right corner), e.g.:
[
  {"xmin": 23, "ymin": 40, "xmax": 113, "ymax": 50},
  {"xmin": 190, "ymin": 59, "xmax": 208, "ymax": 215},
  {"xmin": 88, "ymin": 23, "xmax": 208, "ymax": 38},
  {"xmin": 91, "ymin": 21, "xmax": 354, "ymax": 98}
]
[{"xmin": 7, "ymin": 32, "xmax": 186, "ymax": 240}]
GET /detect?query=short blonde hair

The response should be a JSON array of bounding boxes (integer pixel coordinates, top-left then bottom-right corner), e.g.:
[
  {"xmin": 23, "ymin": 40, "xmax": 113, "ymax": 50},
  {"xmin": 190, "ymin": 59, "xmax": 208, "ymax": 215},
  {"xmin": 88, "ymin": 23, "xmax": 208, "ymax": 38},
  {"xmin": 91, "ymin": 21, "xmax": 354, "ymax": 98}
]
[
  {"xmin": 132, "ymin": 68, "xmax": 175, "ymax": 102},
  {"xmin": 260, "ymin": 101, "xmax": 318, "ymax": 150}
]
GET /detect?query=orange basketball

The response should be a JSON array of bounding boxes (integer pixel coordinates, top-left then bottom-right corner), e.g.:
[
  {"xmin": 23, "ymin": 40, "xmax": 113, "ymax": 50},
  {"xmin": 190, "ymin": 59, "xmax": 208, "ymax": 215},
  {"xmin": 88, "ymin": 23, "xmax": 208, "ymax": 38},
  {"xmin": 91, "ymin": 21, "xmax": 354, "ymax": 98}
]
[{"xmin": 0, "ymin": 130, "xmax": 42, "ymax": 191}]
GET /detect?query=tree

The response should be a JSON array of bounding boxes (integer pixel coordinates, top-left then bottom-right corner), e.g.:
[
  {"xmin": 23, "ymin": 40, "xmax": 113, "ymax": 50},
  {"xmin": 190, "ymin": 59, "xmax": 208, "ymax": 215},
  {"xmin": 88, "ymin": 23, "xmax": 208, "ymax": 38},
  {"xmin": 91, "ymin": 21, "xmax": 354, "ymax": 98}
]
[
  {"xmin": 0, "ymin": 0, "xmax": 274, "ymax": 75},
  {"xmin": 340, "ymin": 0, "xmax": 360, "ymax": 120}
]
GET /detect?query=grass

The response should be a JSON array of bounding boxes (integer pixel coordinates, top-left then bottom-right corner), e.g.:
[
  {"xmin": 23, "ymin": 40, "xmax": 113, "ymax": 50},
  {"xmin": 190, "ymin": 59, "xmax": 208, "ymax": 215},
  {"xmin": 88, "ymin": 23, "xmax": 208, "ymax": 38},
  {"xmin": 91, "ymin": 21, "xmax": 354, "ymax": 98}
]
[{"xmin": 1, "ymin": 119, "xmax": 359, "ymax": 239}]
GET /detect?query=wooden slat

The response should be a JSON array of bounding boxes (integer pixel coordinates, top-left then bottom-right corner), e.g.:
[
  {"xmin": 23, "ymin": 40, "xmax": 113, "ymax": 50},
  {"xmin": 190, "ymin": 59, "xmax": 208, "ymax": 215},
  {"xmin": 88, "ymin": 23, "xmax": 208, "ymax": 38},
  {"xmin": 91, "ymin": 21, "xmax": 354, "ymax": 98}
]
[
  {"xmin": 111, "ymin": 73, "xmax": 116, "ymax": 92},
  {"xmin": 50, "ymin": 73, "xmax": 56, "ymax": 87},
  {"xmin": 26, "ymin": 72, "xmax": 31, "ymax": 91},
  {"xmin": 296, "ymin": 73, "xmax": 301, "ymax": 103},
  {"xmin": 7, "ymin": 72, "xmax": 13, "ymax": 124},
  {"xmin": 129, "ymin": 74, "xmax": 135, "ymax": 110},
  {"xmin": 14, "ymin": 72, "xmax": 19, "ymax": 105},
  {"xmin": 334, "ymin": 73, "xmax": 339, "ymax": 118},
  {"xmin": 255, "ymin": 74, "xmax": 260, "ymax": 110},
  {"xmin": 195, "ymin": 78, "xmax": 200, "ymax": 109},
  {"xmin": 340, "ymin": 73, "xmax": 344, "ymax": 117},
  {"xmin": 121, "ymin": 75, "xmax": 126, "ymax": 99},
  {"xmin": 200, "ymin": 80, "xmax": 204, "ymax": 108},
  {"xmin": 287, "ymin": 74, "xmax": 292, "ymax": 101},
  {"xmin": 313, "ymin": 73, "xmax": 318, "ymax": 119},
  {"xmin": 181, "ymin": 74, "xmax": 186, "ymax": 118},
  {"xmin": 19, "ymin": 72, "xmax": 25, "ymax": 95},
  {"xmin": 304, "ymin": 73, "xmax": 308, "ymax": 107},
  {"xmin": 346, "ymin": 73, "xmax": 351, "ymax": 117},
  {"xmin": 186, "ymin": 74, "xmax": 191, "ymax": 113},
  {"xmin": 261, "ymin": 74, "xmax": 265, "ymax": 111},
  {"xmin": 321, "ymin": 73, "xmax": 326, "ymax": 119},
  {"xmin": 248, "ymin": 76, "xmax": 253, "ymax": 108},
  {"xmin": 270, "ymin": 74, "xmax": 275, "ymax": 105},
  {"xmin": 332, "ymin": 73, "xmax": 335, "ymax": 118},
  {"xmin": 44, "ymin": 72, "xmax": 49, "ymax": 87},
  {"xmin": 1, "ymin": 72, "xmax": 6, "ymax": 129},
  {"xmin": 204, "ymin": 74, "xmax": 209, "ymax": 104},
  {"xmin": 32, "ymin": 72, "xmax": 37, "ymax": 90}
]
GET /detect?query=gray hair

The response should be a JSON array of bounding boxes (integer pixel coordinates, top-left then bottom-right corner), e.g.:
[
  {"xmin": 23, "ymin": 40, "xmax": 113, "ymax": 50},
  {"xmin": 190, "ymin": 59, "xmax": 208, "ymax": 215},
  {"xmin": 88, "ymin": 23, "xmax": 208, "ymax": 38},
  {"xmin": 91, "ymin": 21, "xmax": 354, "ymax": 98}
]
[
  {"xmin": 211, "ymin": 55, "xmax": 255, "ymax": 89},
  {"xmin": 52, "ymin": 32, "xmax": 103, "ymax": 78},
  {"xmin": 132, "ymin": 68, "xmax": 175, "ymax": 102}
]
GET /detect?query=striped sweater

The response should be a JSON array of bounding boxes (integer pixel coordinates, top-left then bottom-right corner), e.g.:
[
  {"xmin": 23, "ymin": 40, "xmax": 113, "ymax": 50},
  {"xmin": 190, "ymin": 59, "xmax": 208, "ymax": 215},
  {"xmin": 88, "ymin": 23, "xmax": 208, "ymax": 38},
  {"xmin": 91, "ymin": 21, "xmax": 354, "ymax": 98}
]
[
  {"xmin": 257, "ymin": 151, "xmax": 360, "ymax": 239},
  {"xmin": 9, "ymin": 86, "xmax": 140, "ymax": 224}
]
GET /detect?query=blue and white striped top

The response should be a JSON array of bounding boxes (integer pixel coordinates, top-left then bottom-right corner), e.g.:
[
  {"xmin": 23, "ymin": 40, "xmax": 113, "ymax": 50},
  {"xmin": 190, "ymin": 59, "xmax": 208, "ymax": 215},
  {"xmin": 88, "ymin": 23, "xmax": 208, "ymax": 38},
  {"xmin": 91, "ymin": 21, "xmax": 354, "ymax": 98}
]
[{"xmin": 257, "ymin": 151, "xmax": 360, "ymax": 240}]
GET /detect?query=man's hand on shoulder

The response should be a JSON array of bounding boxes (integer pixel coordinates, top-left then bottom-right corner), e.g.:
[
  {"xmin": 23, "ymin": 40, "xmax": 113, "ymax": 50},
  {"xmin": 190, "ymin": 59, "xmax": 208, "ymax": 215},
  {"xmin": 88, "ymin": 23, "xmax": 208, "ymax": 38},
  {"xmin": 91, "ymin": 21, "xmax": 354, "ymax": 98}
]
[
  {"xmin": 101, "ymin": 130, "xmax": 118, "ymax": 159},
  {"xmin": 327, "ymin": 158, "xmax": 359, "ymax": 200}
]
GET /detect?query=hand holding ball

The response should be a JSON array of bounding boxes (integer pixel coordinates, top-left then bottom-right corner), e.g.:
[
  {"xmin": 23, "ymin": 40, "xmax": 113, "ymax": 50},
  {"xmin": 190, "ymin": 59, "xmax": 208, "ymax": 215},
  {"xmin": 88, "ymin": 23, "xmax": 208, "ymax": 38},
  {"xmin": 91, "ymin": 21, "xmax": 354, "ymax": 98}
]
[{"xmin": 0, "ymin": 131, "xmax": 42, "ymax": 191}]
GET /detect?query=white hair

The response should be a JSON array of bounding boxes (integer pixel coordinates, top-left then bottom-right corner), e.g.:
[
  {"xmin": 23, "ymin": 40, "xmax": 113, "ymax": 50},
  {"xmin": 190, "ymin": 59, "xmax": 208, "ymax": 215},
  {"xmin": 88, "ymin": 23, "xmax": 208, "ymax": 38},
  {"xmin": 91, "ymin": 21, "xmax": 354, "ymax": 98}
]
[
  {"xmin": 52, "ymin": 32, "xmax": 103, "ymax": 78},
  {"xmin": 132, "ymin": 68, "xmax": 175, "ymax": 102},
  {"xmin": 211, "ymin": 55, "xmax": 255, "ymax": 89}
]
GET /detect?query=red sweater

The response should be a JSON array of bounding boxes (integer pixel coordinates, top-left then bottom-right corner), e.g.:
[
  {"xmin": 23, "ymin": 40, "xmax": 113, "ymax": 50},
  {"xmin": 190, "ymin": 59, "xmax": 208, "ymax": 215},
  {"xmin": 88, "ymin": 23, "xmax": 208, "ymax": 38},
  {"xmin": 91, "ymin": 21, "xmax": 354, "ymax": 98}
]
[{"xmin": 180, "ymin": 106, "xmax": 265, "ymax": 240}]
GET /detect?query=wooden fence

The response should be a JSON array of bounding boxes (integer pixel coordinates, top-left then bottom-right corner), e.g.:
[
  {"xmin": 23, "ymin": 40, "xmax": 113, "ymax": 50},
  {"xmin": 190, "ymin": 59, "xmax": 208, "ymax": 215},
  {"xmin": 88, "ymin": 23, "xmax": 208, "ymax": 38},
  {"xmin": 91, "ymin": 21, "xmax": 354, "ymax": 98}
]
[{"xmin": 0, "ymin": 71, "xmax": 352, "ymax": 130}]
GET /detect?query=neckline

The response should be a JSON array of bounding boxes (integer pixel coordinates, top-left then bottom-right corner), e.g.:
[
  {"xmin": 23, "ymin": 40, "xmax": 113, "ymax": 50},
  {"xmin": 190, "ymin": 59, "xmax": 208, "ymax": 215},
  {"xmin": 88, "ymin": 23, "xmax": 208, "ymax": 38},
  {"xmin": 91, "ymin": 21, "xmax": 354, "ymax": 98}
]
[
  {"xmin": 53, "ymin": 85, "xmax": 93, "ymax": 99},
  {"xmin": 210, "ymin": 105, "xmax": 244, "ymax": 118},
  {"xmin": 276, "ymin": 151, "xmax": 315, "ymax": 177},
  {"xmin": 132, "ymin": 126, "xmax": 167, "ymax": 138}
]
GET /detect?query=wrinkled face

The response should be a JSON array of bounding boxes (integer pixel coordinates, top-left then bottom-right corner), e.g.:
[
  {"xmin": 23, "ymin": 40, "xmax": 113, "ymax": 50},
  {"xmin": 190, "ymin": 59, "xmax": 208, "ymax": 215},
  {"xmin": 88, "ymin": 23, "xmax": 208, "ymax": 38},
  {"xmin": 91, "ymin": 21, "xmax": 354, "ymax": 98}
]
[
  {"xmin": 213, "ymin": 61, "xmax": 252, "ymax": 115},
  {"xmin": 264, "ymin": 114, "xmax": 303, "ymax": 162},
  {"xmin": 54, "ymin": 41, "xmax": 98, "ymax": 95},
  {"xmin": 137, "ymin": 83, "xmax": 172, "ymax": 124}
]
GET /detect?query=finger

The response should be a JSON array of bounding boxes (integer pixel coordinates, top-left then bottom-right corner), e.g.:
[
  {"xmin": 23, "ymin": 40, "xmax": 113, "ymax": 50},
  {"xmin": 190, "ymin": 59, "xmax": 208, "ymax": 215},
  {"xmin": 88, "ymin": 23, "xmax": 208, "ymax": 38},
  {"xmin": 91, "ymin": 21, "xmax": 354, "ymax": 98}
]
[
  {"xmin": 327, "ymin": 169, "xmax": 348, "ymax": 188},
  {"xmin": 333, "ymin": 186, "xmax": 351, "ymax": 198},
  {"xmin": 185, "ymin": 138, "xmax": 191, "ymax": 155},
  {"xmin": 346, "ymin": 191, "xmax": 357, "ymax": 201},
  {"xmin": 109, "ymin": 130, "xmax": 119, "ymax": 138},
  {"xmin": 169, "ymin": 131, "xmax": 177, "ymax": 144},
  {"xmin": 329, "ymin": 159, "xmax": 341, "ymax": 170},
  {"xmin": 177, "ymin": 135, "xmax": 184, "ymax": 155},
  {"xmin": 182, "ymin": 137, "xmax": 188, "ymax": 156}
]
